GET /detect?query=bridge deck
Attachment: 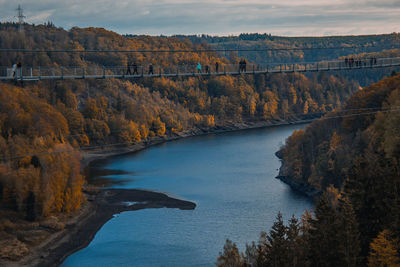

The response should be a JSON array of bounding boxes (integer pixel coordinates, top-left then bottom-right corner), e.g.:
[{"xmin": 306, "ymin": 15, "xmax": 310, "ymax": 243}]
[{"xmin": 1, "ymin": 57, "xmax": 399, "ymax": 81}]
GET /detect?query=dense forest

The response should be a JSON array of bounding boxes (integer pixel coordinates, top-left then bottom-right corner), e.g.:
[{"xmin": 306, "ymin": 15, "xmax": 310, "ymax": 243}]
[
  {"xmin": 0, "ymin": 22, "xmax": 398, "ymax": 261},
  {"xmin": 217, "ymin": 73, "xmax": 400, "ymax": 266},
  {"xmin": 170, "ymin": 33, "xmax": 400, "ymax": 86},
  {"xmin": 0, "ymin": 22, "xmax": 362, "ymax": 222},
  {"xmin": 172, "ymin": 32, "xmax": 400, "ymax": 63}
]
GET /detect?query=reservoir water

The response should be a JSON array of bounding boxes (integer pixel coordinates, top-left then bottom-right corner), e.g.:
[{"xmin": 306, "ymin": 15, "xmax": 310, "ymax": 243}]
[{"xmin": 63, "ymin": 124, "xmax": 313, "ymax": 266}]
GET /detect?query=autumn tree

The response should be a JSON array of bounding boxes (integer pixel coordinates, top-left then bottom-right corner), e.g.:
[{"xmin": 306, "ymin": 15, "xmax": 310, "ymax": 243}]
[
  {"xmin": 368, "ymin": 230, "xmax": 400, "ymax": 267},
  {"xmin": 216, "ymin": 239, "xmax": 242, "ymax": 267}
]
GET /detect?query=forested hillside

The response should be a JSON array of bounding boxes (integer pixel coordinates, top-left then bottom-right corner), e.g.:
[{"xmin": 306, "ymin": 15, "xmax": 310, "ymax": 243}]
[
  {"xmin": 172, "ymin": 33, "xmax": 400, "ymax": 87},
  {"xmin": 174, "ymin": 33, "xmax": 400, "ymax": 63},
  {"xmin": 0, "ymin": 22, "xmax": 363, "ymax": 224},
  {"xmin": 0, "ymin": 21, "xmax": 399, "ymax": 263},
  {"xmin": 217, "ymin": 73, "xmax": 400, "ymax": 267},
  {"xmin": 217, "ymin": 73, "xmax": 400, "ymax": 266}
]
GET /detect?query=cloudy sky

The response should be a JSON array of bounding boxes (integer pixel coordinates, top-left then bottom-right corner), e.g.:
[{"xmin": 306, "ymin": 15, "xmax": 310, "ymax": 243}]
[{"xmin": 0, "ymin": 0, "xmax": 399, "ymax": 36}]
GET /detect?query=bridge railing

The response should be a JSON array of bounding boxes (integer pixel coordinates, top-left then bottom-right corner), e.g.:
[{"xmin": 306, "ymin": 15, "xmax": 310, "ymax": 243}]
[{"xmin": 1, "ymin": 57, "xmax": 400, "ymax": 80}]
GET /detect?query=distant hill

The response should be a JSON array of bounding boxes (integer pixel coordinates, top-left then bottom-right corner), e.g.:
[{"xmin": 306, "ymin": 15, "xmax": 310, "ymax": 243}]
[{"xmin": 172, "ymin": 32, "xmax": 400, "ymax": 63}]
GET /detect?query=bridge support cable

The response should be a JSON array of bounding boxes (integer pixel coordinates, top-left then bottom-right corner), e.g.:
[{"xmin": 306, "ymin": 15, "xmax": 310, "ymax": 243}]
[{"xmin": 0, "ymin": 57, "xmax": 399, "ymax": 82}]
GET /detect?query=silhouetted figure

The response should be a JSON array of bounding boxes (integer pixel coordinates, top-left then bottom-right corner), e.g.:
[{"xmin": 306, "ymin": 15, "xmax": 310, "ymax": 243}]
[
  {"xmin": 26, "ymin": 191, "xmax": 36, "ymax": 221},
  {"xmin": 345, "ymin": 58, "xmax": 348, "ymax": 67},
  {"xmin": 31, "ymin": 155, "xmax": 41, "ymax": 168},
  {"xmin": 15, "ymin": 62, "xmax": 23, "ymax": 85},
  {"xmin": 17, "ymin": 62, "xmax": 22, "ymax": 77},
  {"xmin": 215, "ymin": 62, "xmax": 219, "ymax": 73},
  {"xmin": 205, "ymin": 65, "xmax": 210, "ymax": 74},
  {"xmin": 133, "ymin": 63, "xmax": 138, "ymax": 75},
  {"xmin": 126, "ymin": 62, "xmax": 132, "ymax": 75},
  {"xmin": 11, "ymin": 63, "xmax": 17, "ymax": 78},
  {"xmin": 239, "ymin": 59, "xmax": 247, "ymax": 73},
  {"xmin": 197, "ymin": 62, "xmax": 202, "ymax": 73},
  {"xmin": 374, "ymin": 57, "xmax": 377, "ymax": 65},
  {"xmin": 148, "ymin": 65, "xmax": 154, "ymax": 75}
]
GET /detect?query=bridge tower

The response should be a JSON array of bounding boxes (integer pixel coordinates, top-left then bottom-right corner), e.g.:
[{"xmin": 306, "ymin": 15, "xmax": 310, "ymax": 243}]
[{"xmin": 16, "ymin": 5, "xmax": 26, "ymax": 33}]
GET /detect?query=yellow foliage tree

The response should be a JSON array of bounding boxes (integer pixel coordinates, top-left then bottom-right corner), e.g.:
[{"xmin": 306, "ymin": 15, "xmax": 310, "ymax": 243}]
[{"xmin": 368, "ymin": 230, "xmax": 400, "ymax": 267}]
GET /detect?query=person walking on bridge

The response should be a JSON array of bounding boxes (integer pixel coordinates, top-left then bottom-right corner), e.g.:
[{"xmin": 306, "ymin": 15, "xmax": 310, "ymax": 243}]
[
  {"xmin": 126, "ymin": 62, "xmax": 132, "ymax": 75},
  {"xmin": 148, "ymin": 64, "xmax": 154, "ymax": 75},
  {"xmin": 16, "ymin": 62, "xmax": 22, "ymax": 79},
  {"xmin": 11, "ymin": 63, "xmax": 17, "ymax": 78},
  {"xmin": 197, "ymin": 62, "xmax": 202, "ymax": 73},
  {"xmin": 133, "ymin": 63, "xmax": 138, "ymax": 75},
  {"xmin": 239, "ymin": 59, "xmax": 247, "ymax": 73}
]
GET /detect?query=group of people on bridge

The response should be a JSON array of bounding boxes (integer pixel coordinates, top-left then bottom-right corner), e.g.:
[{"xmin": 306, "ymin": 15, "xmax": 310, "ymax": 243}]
[
  {"xmin": 197, "ymin": 62, "xmax": 220, "ymax": 74},
  {"xmin": 126, "ymin": 62, "xmax": 154, "ymax": 75},
  {"xmin": 344, "ymin": 57, "xmax": 378, "ymax": 68},
  {"xmin": 125, "ymin": 59, "xmax": 250, "ymax": 76}
]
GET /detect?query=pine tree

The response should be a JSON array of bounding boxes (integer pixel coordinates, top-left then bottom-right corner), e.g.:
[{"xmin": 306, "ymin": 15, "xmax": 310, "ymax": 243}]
[
  {"xmin": 299, "ymin": 210, "xmax": 313, "ymax": 266},
  {"xmin": 338, "ymin": 196, "xmax": 361, "ymax": 267},
  {"xmin": 266, "ymin": 212, "xmax": 288, "ymax": 267},
  {"xmin": 309, "ymin": 195, "xmax": 343, "ymax": 267},
  {"xmin": 287, "ymin": 215, "xmax": 300, "ymax": 267}
]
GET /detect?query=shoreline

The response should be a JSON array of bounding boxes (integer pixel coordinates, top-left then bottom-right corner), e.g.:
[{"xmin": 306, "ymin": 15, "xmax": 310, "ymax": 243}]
[
  {"xmin": 81, "ymin": 117, "xmax": 316, "ymax": 169},
  {"xmin": 3, "ymin": 117, "xmax": 316, "ymax": 267},
  {"xmin": 3, "ymin": 189, "xmax": 195, "ymax": 267},
  {"xmin": 275, "ymin": 150, "xmax": 321, "ymax": 198}
]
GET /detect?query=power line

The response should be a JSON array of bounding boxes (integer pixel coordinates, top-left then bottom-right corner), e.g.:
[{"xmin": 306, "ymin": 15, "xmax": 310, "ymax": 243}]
[
  {"xmin": 1, "ymin": 45, "xmax": 399, "ymax": 54},
  {"xmin": 0, "ymin": 107, "xmax": 399, "ymax": 204},
  {"xmin": 0, "ymin": 107, "xmax": 399, "ymax": 162}
]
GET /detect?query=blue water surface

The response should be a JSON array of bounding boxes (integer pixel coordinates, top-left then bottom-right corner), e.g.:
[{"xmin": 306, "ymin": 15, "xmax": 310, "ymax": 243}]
[{"xmin": 63, "ymin": 124, "xmax": 312, "ymax": 267}]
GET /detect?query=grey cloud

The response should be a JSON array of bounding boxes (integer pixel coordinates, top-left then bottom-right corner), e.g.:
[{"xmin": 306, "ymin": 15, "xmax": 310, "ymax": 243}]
[{"xmin": 0, "ymin": 0, "xmax": 398, "ymax": 36}]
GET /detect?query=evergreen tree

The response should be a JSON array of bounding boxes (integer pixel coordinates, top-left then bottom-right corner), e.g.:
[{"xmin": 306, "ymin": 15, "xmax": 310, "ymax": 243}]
[
  {"xmin": 256, "ymin": 231, "xmax": 269, "ymax": 266},
  {"xmin": 299, "ymin": 210, "xmax": 313, "ymax": 266},
  {"xmin": 266, "ymin": 212, "xmax": 289, "ymax": 267},
  {"xmin": 286, "ymin": 215, "xmax": 301, "ymax": 267},
  {"xmin": 309, "ymin": 195, "xmax": 343, "ymax": 267},
  {"xmin": 338, "ymin": 196, "xmax": 361, "ymax": 267}
]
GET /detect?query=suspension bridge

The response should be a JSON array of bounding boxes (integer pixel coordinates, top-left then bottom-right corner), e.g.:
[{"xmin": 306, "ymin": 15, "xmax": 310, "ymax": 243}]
[{"xmin": 1, "ymin": 57, "xmax": 399, "ymax": 82}]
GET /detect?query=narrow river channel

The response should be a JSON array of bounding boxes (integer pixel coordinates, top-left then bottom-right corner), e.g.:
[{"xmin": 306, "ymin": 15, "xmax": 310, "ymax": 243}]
[{"xmin": 63, "ymin": 124, "xmax": 312, "ymax": 266}]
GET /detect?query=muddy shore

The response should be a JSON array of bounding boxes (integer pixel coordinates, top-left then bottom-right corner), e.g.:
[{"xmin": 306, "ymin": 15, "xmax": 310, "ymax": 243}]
[{"xmin": 9, "ymin": 189, "xmax": 195, "ymax": 267}]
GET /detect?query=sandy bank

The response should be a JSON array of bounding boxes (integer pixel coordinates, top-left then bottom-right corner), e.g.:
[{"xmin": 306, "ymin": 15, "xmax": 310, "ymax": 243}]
[{"xmin": 5, "ymin": 189, "xmax": 195, "ymax": 267}]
